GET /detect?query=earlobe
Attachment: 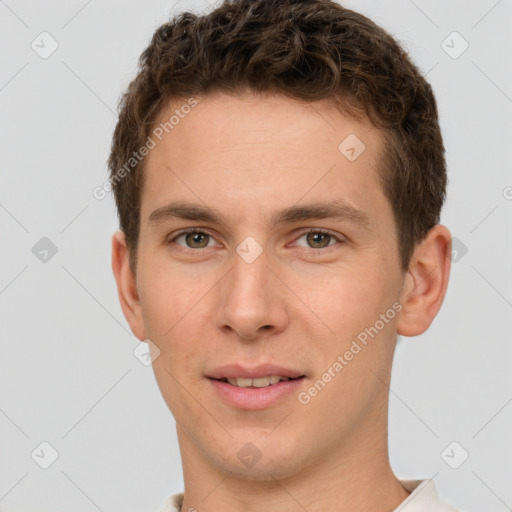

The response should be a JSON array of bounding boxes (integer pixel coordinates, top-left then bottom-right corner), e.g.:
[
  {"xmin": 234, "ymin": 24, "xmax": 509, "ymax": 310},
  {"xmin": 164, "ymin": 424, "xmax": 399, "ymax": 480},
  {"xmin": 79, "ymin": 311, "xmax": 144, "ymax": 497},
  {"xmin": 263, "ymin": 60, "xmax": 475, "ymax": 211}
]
[
  {"xmin": 111, "ymin": 230, "xmax": 147, "ymax": 341},
  {"xmin": 396, "ymin": 224, "xmax": 452, "ymax": 337}
]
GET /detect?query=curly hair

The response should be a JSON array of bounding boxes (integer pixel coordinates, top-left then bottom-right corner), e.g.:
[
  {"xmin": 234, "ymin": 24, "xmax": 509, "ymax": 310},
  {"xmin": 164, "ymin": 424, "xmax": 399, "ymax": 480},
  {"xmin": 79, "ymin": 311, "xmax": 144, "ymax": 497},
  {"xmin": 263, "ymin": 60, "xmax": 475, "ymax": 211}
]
[{"xmin": 108, "ymin": 0, "xmax": 447, "ymax": 273}]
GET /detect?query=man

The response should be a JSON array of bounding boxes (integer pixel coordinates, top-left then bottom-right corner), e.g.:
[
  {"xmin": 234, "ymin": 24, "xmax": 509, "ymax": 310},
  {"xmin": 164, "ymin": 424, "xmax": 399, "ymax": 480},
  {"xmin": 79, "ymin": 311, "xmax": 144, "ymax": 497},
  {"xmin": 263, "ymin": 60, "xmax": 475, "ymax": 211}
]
[{"xmin": 109, "ymin": 0, "xmax": 459, "ymax": 510}]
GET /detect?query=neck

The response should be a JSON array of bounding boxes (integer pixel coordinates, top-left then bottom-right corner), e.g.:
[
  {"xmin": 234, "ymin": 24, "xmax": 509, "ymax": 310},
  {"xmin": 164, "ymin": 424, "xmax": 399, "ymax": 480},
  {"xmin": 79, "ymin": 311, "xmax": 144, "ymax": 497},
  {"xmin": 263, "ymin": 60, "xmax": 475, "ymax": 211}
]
[
  {"xmin": 176, "ymin": 395, "xmax": 410, "ymax": 512},
  {"xmin": 178, "ymin": 445, "xmax": 409, "ymax": 512}
]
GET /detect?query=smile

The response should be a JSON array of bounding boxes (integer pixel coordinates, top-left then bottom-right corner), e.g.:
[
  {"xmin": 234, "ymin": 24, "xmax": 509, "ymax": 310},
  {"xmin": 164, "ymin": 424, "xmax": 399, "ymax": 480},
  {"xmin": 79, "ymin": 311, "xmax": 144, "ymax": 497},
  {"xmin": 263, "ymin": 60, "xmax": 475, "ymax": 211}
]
[
  {"xmin": 219, "ymin": 376, "xmax": 293, "ymax": 388},
  {"xmin": 208, "ymin": 376, "xmax": 306, "ymax": 410}
]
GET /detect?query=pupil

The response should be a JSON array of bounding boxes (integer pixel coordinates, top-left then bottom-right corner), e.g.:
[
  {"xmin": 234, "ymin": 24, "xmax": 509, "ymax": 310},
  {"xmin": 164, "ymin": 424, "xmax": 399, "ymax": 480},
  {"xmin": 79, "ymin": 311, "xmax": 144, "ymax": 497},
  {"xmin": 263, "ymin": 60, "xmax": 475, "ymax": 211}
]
[
  {"xmin": 307, "ymin": 232, "xmax": 329, "ymax": 248},
  {"xmin": 187, "ymin": 232, "xmax": 208, "ymax": 248}
]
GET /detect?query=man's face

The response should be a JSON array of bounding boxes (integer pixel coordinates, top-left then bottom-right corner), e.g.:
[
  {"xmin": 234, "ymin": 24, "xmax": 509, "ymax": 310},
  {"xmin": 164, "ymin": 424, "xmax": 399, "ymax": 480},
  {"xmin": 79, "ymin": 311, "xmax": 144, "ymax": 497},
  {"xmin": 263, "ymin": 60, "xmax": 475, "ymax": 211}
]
[{"xmin": 132, "ymin": 91, "xmax": 407, "ymax": 478}]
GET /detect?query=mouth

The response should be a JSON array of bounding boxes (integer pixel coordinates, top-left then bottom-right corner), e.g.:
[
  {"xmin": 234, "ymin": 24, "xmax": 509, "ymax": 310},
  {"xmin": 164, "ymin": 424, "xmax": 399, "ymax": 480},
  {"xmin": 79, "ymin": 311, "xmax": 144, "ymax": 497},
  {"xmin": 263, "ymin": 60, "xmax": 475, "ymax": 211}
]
[
  {"xmin": 210, "ymin": 375, "xmax": 306, "ymax": 388},
  {"xmin": 206, "ymin": 364, "xmax": 307, "ymax": 409},
  {"xmin": 207, "ymin": 370, "xmax": 307, "ymax": 410}
]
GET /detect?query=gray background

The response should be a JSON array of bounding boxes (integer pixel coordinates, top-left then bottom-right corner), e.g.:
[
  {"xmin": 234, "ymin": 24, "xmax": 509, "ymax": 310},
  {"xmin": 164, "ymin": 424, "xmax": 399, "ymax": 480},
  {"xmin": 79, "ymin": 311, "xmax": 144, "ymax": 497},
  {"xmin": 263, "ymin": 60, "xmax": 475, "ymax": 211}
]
[{"xmin": 1, "ymin": 0, "xmax": 511, "ymax": 511}]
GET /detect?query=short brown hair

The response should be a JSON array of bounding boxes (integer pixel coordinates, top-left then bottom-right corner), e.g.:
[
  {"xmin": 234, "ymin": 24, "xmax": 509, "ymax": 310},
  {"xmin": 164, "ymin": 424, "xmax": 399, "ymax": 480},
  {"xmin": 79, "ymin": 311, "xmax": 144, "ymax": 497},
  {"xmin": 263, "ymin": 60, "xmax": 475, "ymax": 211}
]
[{"xmin": 108, "ymin": 0, "xmax": 447, "ymax": 273}]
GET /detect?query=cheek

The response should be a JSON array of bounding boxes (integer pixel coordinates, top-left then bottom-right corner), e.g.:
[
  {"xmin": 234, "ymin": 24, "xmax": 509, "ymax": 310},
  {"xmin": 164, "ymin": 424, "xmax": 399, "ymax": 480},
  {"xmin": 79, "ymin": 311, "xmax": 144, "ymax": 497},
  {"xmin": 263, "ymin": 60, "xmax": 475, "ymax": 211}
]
[
  {"xmin": 300, "ymin": 265, "xmax": 399, "ymax": 378},
  {"xmin": 138, "ymin": 264, "xmax": 201, "ymax": 334},
  {"xmin": 298, "ymin": 265, "xmax": 387, "ymax": 331},
  {"xmin": 138, "ymin": 268, "xmax": 215, "ymax": 370},
  {"xmin": 303, "ymin": 298, "xmax": 398, "ymax": 432}
]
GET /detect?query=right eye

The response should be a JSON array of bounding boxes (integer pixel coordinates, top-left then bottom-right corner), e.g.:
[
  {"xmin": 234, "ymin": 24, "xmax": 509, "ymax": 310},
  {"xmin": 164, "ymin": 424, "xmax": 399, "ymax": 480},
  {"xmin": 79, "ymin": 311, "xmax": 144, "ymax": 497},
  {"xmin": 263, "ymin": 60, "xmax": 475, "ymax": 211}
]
[{"xmin": 167, "ymin": 229, "xmax": 220, "ymax": 251}]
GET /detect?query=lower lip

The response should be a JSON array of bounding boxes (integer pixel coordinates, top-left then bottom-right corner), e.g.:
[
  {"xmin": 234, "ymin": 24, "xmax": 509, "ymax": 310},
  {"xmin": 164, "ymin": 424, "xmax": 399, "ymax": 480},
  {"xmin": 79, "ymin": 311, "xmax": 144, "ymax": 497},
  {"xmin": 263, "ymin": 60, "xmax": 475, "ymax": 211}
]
[{"xmin": 208, "ymin": 377, "xmax": 306, "ymax": 410}]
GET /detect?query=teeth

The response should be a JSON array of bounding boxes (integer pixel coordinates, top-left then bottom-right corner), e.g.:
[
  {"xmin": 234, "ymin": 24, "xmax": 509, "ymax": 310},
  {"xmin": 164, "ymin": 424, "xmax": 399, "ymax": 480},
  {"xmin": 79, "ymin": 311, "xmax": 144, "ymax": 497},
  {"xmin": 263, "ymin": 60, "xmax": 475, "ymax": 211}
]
[
  {"xmin": 252, "ymin": 377, "xmax": 270, "ymax": 388},
  {"xmin": 226, "ymin": 376, "xmax": 291, "ymax": 388}
]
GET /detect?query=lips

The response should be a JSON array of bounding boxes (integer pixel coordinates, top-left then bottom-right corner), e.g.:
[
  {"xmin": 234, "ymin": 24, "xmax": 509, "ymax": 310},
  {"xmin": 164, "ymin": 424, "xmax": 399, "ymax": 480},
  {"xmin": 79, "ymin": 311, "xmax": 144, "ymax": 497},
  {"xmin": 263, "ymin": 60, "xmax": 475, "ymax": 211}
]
[
  {"xmin": 208, "ymin": 375, "xmax": 306, "ymax": 410},
  {"xmin": 206, "ymin": 363, "xmax": 307, "ymax": 409},
  {"xmin": 223, "ymin": 376, "xmax": 291, "ymax": 388},
  {"xmin": 207, "ymin": 363, "xmax": 305, "ymax": 380}
]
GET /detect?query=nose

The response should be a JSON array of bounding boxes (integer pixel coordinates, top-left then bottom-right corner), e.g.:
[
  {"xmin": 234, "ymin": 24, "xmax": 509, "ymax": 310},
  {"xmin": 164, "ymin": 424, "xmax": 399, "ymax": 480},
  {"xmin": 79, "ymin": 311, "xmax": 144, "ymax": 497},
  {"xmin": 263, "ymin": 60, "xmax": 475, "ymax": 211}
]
[{"xmin": 214, "ymin": 247, "xmax": 289, "ymax": 342}]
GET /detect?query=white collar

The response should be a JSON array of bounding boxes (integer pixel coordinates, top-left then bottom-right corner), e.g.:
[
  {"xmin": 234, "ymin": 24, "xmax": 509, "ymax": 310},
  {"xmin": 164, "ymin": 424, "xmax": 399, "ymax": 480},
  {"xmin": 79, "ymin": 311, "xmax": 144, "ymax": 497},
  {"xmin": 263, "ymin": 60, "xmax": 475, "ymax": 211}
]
[{"xmin": 157, "ymin": 478, "xmax": 460, "ymax": 511}]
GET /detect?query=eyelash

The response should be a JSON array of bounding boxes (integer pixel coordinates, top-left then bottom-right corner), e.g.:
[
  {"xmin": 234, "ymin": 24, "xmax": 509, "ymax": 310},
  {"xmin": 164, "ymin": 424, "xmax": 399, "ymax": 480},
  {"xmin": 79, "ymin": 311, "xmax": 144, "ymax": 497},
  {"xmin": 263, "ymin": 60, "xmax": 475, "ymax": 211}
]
[{"xmin": 167, "ymin": 227, "xmax": 344, "ymax": 255}]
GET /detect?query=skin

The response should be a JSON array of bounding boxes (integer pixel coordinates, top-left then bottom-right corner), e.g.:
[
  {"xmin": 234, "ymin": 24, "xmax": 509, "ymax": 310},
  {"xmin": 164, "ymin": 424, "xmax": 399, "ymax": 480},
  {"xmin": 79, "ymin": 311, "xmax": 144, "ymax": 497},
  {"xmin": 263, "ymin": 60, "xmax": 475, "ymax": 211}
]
[{"xmin": 112, "ymin": 90, "xmax": 452, "ymax": 512}]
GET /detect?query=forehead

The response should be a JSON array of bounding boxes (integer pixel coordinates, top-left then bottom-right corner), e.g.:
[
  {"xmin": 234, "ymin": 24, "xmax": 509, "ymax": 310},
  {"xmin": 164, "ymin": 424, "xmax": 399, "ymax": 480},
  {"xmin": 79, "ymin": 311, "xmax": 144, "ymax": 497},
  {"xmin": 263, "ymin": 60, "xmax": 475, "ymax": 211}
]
[
  {"xmin": 140, "ymin": 91, "xmax": 388, "ymax": 229},
  {"xmin": 152, "ymin": 91, "xmax": 379, "ymax": 148}
]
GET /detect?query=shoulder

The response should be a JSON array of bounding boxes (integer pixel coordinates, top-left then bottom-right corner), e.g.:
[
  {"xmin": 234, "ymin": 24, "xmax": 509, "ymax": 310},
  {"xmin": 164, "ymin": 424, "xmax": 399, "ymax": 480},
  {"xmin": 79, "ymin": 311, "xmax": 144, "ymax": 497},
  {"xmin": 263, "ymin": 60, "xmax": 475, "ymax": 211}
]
[
  {"xmin": 395, "ymin": 479, "xmax": 463, "ymax": 511},
  {"xmin": 156, "ymin": 492, "xmax": 184, "ymax": 512}
]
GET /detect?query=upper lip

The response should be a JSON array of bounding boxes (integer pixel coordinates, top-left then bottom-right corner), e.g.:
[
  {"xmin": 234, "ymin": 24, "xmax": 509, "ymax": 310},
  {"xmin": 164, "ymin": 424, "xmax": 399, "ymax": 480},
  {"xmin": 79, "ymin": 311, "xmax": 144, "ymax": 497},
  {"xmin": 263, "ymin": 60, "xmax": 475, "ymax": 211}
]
[{"xmin": 207, "ymin": 364, "xmax": 305, "ymax": 380}]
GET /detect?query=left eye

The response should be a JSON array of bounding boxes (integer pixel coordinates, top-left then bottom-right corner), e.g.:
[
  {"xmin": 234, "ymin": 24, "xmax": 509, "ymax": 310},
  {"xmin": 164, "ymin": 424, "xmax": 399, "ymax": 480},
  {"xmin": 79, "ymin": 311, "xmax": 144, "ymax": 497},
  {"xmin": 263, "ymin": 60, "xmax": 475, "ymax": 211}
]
[
  {"xmin": 294, "ymin": 230, "xmax": 339, "ymax": 249},
  {"xmin": 172, "ymin": 230, "xmax": 218, "ymax": 249}
]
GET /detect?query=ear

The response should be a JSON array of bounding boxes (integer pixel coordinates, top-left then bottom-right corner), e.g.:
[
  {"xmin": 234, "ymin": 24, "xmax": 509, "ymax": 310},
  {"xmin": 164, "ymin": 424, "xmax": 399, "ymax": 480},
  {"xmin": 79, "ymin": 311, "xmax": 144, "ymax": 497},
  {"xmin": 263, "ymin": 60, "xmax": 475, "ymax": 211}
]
[
  {"xmin": 396, "ymin": 224, "xmax": 452, "ymax": 337},
  {"xmin": 111, "ymin": 230, "xmax": 146, "ymax": 341}
]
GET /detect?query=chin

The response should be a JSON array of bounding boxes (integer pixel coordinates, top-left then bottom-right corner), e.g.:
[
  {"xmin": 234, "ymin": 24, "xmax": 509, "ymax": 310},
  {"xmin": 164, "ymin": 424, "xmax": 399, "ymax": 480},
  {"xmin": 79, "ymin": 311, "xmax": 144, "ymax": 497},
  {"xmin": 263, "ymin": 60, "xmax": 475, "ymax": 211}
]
[
  {"xmin": 219, "ymin": 459, "xmax": 303, "ymax": 482},
  {"xmin": 210, "ymin": 443, "xmax": 307, "ymax": 482}
]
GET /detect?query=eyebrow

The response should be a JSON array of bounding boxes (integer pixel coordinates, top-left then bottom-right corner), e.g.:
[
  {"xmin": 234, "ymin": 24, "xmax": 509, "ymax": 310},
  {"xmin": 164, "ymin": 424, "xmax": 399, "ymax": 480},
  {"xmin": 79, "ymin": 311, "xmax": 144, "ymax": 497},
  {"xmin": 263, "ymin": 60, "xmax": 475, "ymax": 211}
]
[{"xmin": 148, "ymin": 199, "xmax": 371, "ymax": 231}]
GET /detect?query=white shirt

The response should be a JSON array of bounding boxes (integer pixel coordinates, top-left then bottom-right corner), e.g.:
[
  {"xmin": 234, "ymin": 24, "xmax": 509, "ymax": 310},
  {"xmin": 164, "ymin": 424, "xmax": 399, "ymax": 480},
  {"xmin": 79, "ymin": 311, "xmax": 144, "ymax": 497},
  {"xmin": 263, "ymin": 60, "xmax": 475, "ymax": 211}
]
[{"xmin": 156, "ymin": 478, "xmax": 462, "ymax": 511}]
